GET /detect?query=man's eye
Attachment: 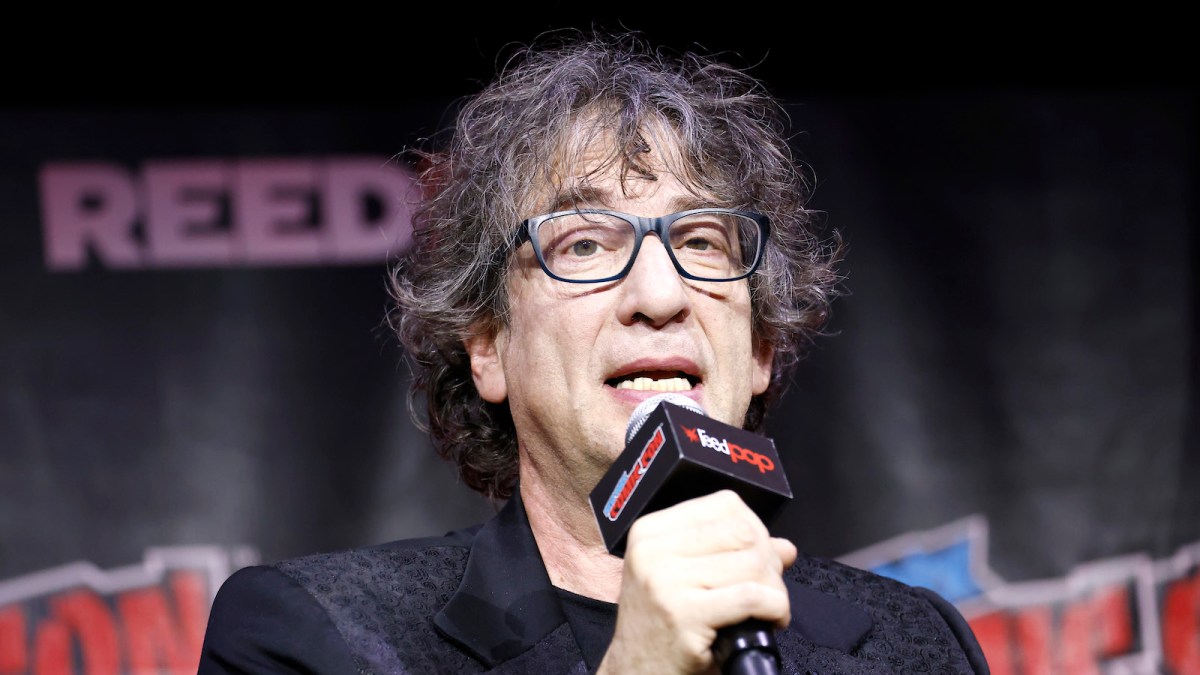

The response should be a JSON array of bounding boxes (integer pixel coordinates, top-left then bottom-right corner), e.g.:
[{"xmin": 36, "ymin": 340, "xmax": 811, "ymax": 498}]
[{"xmin": 569, "ymin": 239, "xmax": 599, "ymax": 257}]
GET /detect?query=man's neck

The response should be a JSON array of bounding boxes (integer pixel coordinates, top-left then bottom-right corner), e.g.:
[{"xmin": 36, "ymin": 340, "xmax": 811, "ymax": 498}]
[{"xmin": 519, "ymin": 462, "xmax": 623, "ymax": 603}]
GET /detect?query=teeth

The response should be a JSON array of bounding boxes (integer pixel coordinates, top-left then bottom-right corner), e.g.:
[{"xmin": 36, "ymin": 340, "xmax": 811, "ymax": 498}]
[{"xmin": 615, "ymin": 376, "xmax": 694, "ymax": 392}]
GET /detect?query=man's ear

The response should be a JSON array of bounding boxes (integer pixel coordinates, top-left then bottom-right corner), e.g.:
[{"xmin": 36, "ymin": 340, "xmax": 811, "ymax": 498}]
[
  {"xmin": 751, "ymin": 336, "xmax": 774, "ymax": 396},
  {"xmin": 464, "ymin": 325, "xmax": 507, "ymax": 404}
]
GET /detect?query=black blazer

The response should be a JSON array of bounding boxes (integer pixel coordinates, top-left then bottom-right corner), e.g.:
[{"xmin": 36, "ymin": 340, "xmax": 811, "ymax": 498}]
[{"xmin": 199, "ymin": 493, "xmax": 990, "ymax": 673}]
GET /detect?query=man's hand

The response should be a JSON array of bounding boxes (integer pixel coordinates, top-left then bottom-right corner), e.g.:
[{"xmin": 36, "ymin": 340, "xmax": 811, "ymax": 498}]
[{"xmin": 596, "ymin": 490, "xmax": 798, "ymax": 675}]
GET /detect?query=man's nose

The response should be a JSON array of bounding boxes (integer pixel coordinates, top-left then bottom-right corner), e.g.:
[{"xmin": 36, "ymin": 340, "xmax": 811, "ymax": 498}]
[{"xmin": 616, "ymin": 235, "xmax": 691, "ymax": 327}]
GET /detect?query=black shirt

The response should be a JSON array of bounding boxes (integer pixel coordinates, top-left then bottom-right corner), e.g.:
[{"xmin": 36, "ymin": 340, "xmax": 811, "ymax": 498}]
[{"xmin": 556, "ymin": 586, "xmax": 617, "ymax": 672}]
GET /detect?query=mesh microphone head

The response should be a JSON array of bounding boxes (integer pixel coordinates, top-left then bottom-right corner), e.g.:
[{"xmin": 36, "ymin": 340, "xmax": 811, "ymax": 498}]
[{"xmin": 625, "ymin": 393, "xmax": 706, "ymax": 444}]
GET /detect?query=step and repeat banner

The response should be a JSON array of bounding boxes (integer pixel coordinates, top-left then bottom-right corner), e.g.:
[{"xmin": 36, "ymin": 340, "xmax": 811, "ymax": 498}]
[{"xmin": 1, "ymin": 89, "xmax": 1196, "ymax": 673}]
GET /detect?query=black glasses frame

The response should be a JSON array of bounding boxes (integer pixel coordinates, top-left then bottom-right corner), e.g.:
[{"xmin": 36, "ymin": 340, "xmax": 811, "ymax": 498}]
[{"xmin": 512, "ymin": 207, "xmax": 771, "ymax": 284}]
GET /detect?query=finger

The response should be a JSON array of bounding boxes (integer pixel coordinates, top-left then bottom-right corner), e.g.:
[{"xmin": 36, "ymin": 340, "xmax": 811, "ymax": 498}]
[
  {"xmin": 684, "ymin": 582, "xmax": 793, "ymax": 632},
  {"xmin": 628, "ymin": 517, "xmax": 767, "ymax": 565},
  {"xmin": 772, "ymin": 537, "xmax": 798, "ymax": 568},
  {"xmin": 640, "ymin": 544, "xmax": 792, "ymax": 593},
  {"xmin": 630, "ymin": 490, "xmax": 765, "ymax": 539},
  {"xmin": 627, "ymin": 496, "xmax": 771, "ymax": 559}
]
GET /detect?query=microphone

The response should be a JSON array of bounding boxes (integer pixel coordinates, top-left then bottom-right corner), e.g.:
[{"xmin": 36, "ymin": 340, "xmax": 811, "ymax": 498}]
[{"xmin": 589, "ymin": 393, "xmax": 793, "ymax": 675}]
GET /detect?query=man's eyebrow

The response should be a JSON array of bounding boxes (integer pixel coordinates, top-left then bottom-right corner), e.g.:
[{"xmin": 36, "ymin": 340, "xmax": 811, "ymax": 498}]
[
  {"xmin": 545, "ymin": 185, "xmax": 610, "ymax": 213},
  {"xmin": 668, "ymin": 195, "xmax": 716, "ymax": 212},
  {"xmin": 544, "ymin": 190, "xmax": 718, "ymax": 214}
]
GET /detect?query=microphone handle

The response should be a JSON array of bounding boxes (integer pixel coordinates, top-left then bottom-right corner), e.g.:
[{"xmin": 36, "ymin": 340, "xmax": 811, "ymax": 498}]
[{"xmin": 713, "ymin": 620, "xmax": 781, "ymax": 675}]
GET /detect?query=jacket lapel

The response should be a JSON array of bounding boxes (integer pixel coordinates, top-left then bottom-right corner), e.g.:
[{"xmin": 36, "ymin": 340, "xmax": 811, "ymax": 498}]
[
  {"xmin": 785, "ymin": 578, "xmax": 873, "ymax": 652},
  {"xmin": 434, "ymin": 491, "xmax": 577, "ymax": 669}
]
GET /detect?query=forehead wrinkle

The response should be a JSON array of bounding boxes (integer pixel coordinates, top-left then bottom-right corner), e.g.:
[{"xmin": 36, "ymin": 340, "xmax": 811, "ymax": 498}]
[{"xmin": 542, "ymin": 177, "xmax": 720, "ymax": 217}]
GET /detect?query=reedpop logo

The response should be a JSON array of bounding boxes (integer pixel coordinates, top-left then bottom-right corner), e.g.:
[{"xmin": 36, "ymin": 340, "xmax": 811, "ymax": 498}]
[{"xmin": 680, "ymin": 425, "xmax": 775, "ymax": 473}]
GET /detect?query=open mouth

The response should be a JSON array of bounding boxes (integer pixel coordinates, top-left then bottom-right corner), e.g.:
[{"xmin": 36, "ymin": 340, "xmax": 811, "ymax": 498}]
[{"xmin": 605, "ymin": 370, "xmax": 699, "ymax": 392}]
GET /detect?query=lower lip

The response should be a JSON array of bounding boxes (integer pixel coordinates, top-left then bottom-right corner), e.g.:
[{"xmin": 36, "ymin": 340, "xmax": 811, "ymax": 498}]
[{"xmin": 606, "ymin": 384, "xmax": 704, "ymax": 408}]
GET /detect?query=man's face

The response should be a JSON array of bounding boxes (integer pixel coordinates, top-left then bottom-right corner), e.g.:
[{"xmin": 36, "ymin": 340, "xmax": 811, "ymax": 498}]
[{"xmin": 465, "ymin": 142, "xmax": 773, "ymax": 494}]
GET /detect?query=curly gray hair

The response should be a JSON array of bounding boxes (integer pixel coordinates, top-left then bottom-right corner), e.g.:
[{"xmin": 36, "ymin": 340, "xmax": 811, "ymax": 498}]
[{"xmin": 388, "ymin": 31, "xmax": 841, "ymax": 500}]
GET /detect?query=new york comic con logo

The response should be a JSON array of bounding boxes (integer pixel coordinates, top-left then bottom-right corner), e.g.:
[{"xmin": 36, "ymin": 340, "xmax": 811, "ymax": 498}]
[
  {"xmin": 680, "ymin": 425, "xmax": 775, "ymax": 474},
  {"xmin": 604, "ymin": 424, "xmax": 667, "ymax": 521}
]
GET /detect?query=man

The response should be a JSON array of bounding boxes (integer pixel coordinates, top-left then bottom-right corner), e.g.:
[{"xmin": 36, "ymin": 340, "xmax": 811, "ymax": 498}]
[{"xmin": 199, "ymin": 32, "xmax": 990, "ymax": 674}]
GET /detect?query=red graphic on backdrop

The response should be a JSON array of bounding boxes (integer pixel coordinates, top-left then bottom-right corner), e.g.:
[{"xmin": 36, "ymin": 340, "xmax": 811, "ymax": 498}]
[
  {"xmin": 0, "ymin": 546, "xmax": 254, "ymax": 674},
  {"xmin": 840, "ymin": 517, "xmax": 1200, "ymax": 674}
]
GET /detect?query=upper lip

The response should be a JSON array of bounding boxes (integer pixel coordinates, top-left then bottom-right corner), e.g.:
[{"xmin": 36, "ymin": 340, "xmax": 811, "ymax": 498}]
[{"xmin": 604, "ymin": 357, "xmax": 702, "ymax": 386}]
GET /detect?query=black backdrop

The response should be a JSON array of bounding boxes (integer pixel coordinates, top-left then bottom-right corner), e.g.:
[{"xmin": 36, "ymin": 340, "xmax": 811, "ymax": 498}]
[{"xmin": 1, "ymin": 15, "xmax": 1195, "ymax": 674}]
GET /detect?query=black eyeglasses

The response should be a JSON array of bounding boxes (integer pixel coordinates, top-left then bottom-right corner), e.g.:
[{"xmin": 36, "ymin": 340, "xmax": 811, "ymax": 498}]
[{"xmin": 512, "ymin": 208, "xmax": 770, "ymax": 283}]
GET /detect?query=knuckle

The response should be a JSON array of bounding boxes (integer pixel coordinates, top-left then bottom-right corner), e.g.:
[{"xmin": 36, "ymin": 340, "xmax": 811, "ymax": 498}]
[
  {"xmin": 639, "ymin": 568, "xmax": 672, "ymax": 600},
  {"xmin": 725, "ymin": 515, "xmax": 761, "ymax": 548},
  {"xmin": 733, "ymin": 583, "xmax": 765, "ymax": 612},
  {"xmin": 738, "ymin": 583, "xmax": 789, "ymax": 618},
  {"xmin": 730, "ymin": 523, "xmax": 755, "ymax": 548},
  {"xmin": 623, "ymin": 546, "xmax": 655, "ymax": 579},
  {"xmin": 716, "ymin": 490, "xmax": 747, "ymax": 513},
  {"xmin": 627, "ymin": 515, "xmax": 652, "ymax": 541},
  {"xmin": 717, "ymin": 489, "xmax": 741, "ymax": 505},
  {"xmin": 624, "ymin": 511, "xmax": 662, "ymax": 538},
  {"xmin": 681, "ymin": 635, "xmax": 713, "ymax": 670},
  {"xmin": 735, "ymin": 547, "xmax": 765, "ymax": 574}
]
